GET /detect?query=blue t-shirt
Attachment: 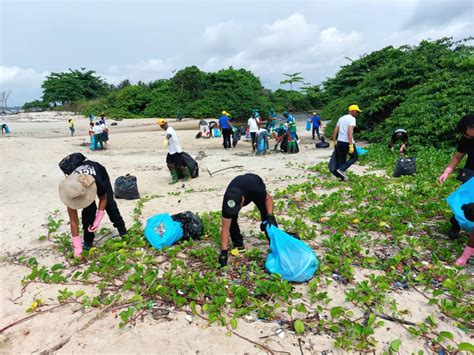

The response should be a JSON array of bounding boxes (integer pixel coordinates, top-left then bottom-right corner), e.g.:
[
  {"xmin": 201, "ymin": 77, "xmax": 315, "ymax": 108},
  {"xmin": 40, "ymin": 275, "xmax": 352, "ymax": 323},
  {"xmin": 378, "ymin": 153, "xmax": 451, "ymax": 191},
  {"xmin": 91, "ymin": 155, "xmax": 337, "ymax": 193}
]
[
  {"xmin": 219, "ymin": 115, "xmax": 231, "ymax": 129},
  {"xmin": 286, "ymin": 114, "xmax": 295, "ymax": 125},
  {"xmin": 312, "ymin": 115, "xmax": 321, "ymax": 127}
]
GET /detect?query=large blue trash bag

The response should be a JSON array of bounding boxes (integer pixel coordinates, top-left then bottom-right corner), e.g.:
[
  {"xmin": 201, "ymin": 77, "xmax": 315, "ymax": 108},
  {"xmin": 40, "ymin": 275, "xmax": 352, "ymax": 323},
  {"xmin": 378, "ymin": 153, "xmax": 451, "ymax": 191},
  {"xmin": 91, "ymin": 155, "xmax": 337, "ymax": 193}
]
[
  {"xmin": 89, "ymin": 135, "xmax": 96, "ymax": 151},
  {"xmin": 446, "ymin": 178, "xmax": 474, "ymax": 232},
  {"xmin": 306, "ymin": 119, "xmax": 311, "ymax": 131},
  {"xmin": 145, "ymin": 213, "xmax": 184, "ymax": 250},
  {"xmin": 265, "ymin": 225, "xmax": 318, "ymax": 282}
]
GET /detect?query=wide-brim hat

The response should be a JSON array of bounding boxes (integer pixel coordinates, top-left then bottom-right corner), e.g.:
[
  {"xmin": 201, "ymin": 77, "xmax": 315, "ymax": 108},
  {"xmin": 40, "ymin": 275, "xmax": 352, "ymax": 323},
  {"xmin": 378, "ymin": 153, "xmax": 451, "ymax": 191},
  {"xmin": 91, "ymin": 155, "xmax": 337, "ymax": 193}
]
[{"xmin": 59, "ymin": 174, "xmax": 97, "ymax": 209}]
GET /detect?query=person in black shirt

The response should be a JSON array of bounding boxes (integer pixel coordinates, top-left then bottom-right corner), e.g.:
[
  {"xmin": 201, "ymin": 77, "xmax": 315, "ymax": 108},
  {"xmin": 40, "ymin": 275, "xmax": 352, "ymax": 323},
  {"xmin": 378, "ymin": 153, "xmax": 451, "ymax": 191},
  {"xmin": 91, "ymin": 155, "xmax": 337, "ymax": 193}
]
[
  {"xmin": 59, "ymin": 154, "xmax": 128, "ymax": 257},
  {"xmin": 438, "ymin": 114, "xmax": 474, "ymax": 238},
  {"xmin": 388, "ymin": 128, "xmax": 409, "ymax": 154},
  {"xmin": 218, "ymin": 173, "xmax": 277, "ymax": 267}
]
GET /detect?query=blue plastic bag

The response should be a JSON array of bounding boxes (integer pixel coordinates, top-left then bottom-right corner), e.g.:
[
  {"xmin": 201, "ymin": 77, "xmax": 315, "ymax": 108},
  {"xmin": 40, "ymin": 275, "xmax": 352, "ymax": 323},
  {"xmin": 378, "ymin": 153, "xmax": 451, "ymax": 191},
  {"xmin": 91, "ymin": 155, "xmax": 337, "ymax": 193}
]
[
  {"xmin": 265, "ymin": 225, "xmax": 318, "ymax": 282},
  {"xmin": 89, "ymin": 135, "xmax": 96, "ymax": 151},
  {"xmin": 446, "ymin": 178, "xmax": 474, "ymax": 232},
  {"xmin": 213, "ymin": 128, "xmax": 221, "ymax": 137},
  {"xmin": 5, "ymin": 125, "xmax": 11, "ymax": 134},
  {"xmin": 306, "ymin": 119, "xmax": 311, "ymax": 131},
  {"xmin": 145, "ymin": 213, "xmax": 184, "ymax": 250},
  {"xmin": 356, "ymin": 146, "xmax": 368, "ymax": 156}
]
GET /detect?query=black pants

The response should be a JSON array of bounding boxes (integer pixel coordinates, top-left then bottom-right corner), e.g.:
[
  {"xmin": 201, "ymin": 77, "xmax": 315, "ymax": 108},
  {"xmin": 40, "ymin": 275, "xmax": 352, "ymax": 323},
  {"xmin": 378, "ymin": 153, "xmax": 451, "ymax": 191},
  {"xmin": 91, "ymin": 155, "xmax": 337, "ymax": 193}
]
[
  {"xmin": 230, "ymin": 207, "xmax": 269, "ymax": 248},
  {"xmin": 82, "ymin": 184, "xmax": 126, "ymax": 246},
  {"xmin": 335, "ymin": 141, "xmax": 358, "ymax": 172},
  {"xmin": 312, "ymin": 126, "xmax": 320, "ymax": 140},
  {"xmin": 222, "ymin": 128, "xmax": 232, "ymax": 149},
  {"xmin": 250, "ymin": 132, "xmax": 257, "ymax": 151}
]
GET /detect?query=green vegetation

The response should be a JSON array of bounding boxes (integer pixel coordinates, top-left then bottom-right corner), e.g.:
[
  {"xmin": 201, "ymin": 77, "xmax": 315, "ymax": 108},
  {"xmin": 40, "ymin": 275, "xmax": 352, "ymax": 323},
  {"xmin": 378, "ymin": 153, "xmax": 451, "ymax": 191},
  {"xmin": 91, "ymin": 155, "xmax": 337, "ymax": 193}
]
[{"xmin": 7, "ymin": 145, "xmax": 472, "ymax": 353}]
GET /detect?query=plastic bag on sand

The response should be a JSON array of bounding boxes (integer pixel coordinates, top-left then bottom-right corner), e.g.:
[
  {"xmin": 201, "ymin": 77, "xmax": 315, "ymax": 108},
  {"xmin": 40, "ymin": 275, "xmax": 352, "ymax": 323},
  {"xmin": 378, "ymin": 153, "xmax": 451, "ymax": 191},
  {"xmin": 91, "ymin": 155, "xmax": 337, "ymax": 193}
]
[
  {"xmin": 114, "ymin": 174, "xmax": 140, "ymax": 200},
  {"xmin": 145, "ymin": 214, "xmax": 184, "ymax": 250},
  {"xmin": 306, "ymin": 120, "xmax": 311, "ymax": 131},
  {"xmin": 446, "ymin": 178, "xmax": 474, "ymax": 232},
  {"xmin": 394, "ymin": 157, "xmax": 416, "ymax": 177},
  {"xmin": 328, "ymin": 149, "xmax": 337, "ymax": 174},
  {"xmin": 265, "ymin": 225, "xmax": 318, "ymax": 282},
  {"xmin": 356, "ymin": 147, "xmax": 368, "ymax": 156}
]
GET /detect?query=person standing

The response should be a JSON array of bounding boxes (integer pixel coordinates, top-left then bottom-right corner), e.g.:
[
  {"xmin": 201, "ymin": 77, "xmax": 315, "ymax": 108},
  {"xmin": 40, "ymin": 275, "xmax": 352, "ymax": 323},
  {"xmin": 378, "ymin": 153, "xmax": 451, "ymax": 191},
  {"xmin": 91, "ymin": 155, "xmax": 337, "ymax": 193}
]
[
  {"xmin": 58, "ymin": 153, "xmax": 128, "ymax": 256},
  {"xmin": 68, "ymin": 118, "xmax": 75, "ymax": 137},
  {"xmin": 331, "ymin": 104, "xmax": 361, "ymax": 181},
  {"xmin": 93, "ymin": 121, "xmax": 104, "ymax": 150},
  {"xmin": 438, "ymin": 113, "xmax": 474, "ymax": 239},
  {"xmin": 158, "ymin": 119, "xmax": 191, "ymax": 184},
  {"xmin": 218, "ymin": 173, "xmax": 278, "ymax": 267},
  {"xmin": 248, "ymin": 112, "xmax": 259, "ymax": 152},
  {"xmin": 219, "ymin": 111, "xmax": 232, "ymax": 149},
  {"xmin": 311, "ymin": 112, "xmax": 322, "ymax": 140},
  {"xmin": 389, "ymin": 128, "xmax": 409, "ymax": 154}
]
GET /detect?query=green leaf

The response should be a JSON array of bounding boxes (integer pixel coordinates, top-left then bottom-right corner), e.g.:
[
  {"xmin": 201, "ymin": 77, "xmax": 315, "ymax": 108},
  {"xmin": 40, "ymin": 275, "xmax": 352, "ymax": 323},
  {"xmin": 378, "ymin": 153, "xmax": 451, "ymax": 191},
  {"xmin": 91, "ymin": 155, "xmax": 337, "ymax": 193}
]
[
  {"xmin": 294, "ymin": 319, "xmax": 305, "ymax": 334},
  {"xmin": 295, "ymin": 303, "xmax": 307, "ymax": 313},
  {"xmin": 439, "ymin": 331, "xmax": 454, "ymax": 340},
  {"xmin": 389, "ymin": 339, "xmax": 401, "ymax": 353},
  {"xmin": 230, "ymin": 318, "xmax": 237, "ymax": 330},
  {"xmin": 458, "ymin": 343, "xmax": 474, "ymax": 352},
  {"xmin": 330, "ymin": 306, "xmax": 345, "ymax": 318}
]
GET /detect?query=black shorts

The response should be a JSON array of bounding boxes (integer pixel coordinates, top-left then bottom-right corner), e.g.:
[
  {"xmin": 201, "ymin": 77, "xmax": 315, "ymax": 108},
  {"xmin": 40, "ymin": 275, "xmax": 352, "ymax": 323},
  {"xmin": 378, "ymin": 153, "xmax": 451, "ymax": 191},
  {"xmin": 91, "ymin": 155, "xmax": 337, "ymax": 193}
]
[
  {"xmin": 166, "ymin": 152, "xmax": 183, "ymax": 166},
  {"xmin": 250, "ymin": 132, "xmax": 257, "ymax": 143}
]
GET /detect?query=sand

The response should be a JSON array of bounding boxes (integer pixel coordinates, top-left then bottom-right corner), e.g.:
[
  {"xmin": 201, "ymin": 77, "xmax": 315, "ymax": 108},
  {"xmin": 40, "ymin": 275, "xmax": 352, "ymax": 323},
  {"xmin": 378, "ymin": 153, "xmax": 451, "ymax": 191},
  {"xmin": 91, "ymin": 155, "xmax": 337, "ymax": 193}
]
[{"xmin": 0, "ymin": 112, "xmax": 470, "ymax": 354}]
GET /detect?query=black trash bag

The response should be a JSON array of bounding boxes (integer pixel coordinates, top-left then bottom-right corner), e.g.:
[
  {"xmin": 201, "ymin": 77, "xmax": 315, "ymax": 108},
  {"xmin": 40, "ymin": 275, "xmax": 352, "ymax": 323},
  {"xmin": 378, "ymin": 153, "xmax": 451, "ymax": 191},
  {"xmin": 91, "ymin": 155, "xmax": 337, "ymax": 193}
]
[
  {"xmin": 171, "ymin": 211, "xmax": 203, "ymax": 240},
  {"xmin": 232, "ymin": 128, "xmax": 241, "ymax": 148},
  {"xmin": 394, "ymin": 157, "xmax": 416, "ymax": 177},
  {"xmin": 280, "ymin": 134, "xmax": 299, "ymax": 153},
  {"xmin": 316, "ymin": 141, "xmax": 330, "ymax": 148},
  {"xmin": 328, "ymin": 149, "xmax": 337, "ymax": 174},
  {"xmin": 177, "ymin": 152, "xmax": 199, "ymax": 179},
  {"xmin": 195, "ymin": 131, "xmax": 202, "ymax": 139},
  {"xmin": 456, "ymin": 168, "xmax": 474, "ymax": 183},
  {"xmin": 59, "ymin": 153, "xmax": 86, "ymax": 175},
  {"xmin": 114, "ymin": 174, "xmax": 140, "ymax": 199}
]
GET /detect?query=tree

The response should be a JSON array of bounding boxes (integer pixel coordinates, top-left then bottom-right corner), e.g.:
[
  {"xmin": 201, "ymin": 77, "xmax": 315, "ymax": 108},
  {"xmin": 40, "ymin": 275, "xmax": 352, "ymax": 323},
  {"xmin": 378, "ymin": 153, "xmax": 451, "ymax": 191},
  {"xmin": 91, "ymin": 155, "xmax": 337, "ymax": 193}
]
[
  {"xmin": 41, "ymin": 68, "xmax": 109, "ymax": 105},
  {"xmin": 1, "ymin": 90, "xmax": 11, "ymax": 109},
  {"xmin": 280, "ymin": 72, "xmax": 304, "ymax": 90}
]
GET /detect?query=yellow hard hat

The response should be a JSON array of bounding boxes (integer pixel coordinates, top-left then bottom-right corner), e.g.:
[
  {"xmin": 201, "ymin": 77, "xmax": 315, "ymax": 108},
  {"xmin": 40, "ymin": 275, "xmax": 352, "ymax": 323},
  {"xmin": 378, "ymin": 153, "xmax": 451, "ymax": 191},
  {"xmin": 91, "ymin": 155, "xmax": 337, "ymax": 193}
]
[
  {"xmin": 157, "ymin": 118, "xmax": 167, "ymax": 126},
  {"xmin": 348, "ymin": 104, "xmax": 362, "ymax": 112},
  {"xmin": 222, "ymin": 111, "xmax": 227, "ymax": 115},
  {"xmin": 312, "ymin": 112, "xmax": 316, "ymax": 115}
]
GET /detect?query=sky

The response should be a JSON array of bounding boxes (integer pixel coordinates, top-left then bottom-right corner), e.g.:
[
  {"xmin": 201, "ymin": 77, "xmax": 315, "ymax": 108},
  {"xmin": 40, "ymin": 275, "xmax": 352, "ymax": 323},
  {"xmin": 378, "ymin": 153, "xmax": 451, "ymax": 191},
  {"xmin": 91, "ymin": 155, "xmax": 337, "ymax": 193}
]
[{"xmin": 0, "ymin": 0, "xmax": 472, "ymax": 106}]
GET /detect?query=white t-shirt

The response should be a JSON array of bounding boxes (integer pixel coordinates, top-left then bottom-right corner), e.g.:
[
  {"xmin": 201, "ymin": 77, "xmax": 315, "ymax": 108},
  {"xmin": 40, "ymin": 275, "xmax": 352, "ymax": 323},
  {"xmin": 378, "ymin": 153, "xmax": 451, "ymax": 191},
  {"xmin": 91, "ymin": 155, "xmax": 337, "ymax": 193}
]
[
  {"xmin": 248, "ymin": 117, "xmax": 259, "ymax": 133},
  {"xmin": 336, "ymin": 114, "xmax": 356, "ymax": 143},
  {"xmin": 93, "ymin": 125, "xmax": 103, "ymax": 135},
  {"xmin": 166, "ymin": 126, "xmax": 183, "ymax": 154}
]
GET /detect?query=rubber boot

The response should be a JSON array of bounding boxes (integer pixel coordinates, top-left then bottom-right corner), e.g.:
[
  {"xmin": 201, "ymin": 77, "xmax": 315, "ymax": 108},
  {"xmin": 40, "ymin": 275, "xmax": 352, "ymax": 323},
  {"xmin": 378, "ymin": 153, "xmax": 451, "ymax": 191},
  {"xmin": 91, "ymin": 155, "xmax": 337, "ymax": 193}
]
[
  {"xmin": 169, "ymin": 169, "xmax": 179, "ymax": 184},
  {"xmin": 181, "ymin": 166, "xmax": 191, "ymax": 181}
]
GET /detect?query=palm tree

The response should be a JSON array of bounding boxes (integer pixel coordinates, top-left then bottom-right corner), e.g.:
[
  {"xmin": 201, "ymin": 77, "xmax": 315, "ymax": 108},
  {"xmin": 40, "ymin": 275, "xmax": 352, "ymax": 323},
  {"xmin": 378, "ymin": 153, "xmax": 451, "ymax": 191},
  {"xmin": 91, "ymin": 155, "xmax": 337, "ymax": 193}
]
[{"xmin": 280, "ymin": 72, "xmax": 304, "ymax": 90}]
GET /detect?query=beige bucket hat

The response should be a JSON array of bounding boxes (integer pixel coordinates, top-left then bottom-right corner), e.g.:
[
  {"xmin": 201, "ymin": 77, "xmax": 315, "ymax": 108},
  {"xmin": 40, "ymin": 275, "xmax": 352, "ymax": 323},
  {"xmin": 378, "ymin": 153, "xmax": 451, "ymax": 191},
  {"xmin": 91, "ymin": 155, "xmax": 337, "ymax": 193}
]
[{"xmin": 59, "ymin": 174, "xmax": 97, "ymax": 209}]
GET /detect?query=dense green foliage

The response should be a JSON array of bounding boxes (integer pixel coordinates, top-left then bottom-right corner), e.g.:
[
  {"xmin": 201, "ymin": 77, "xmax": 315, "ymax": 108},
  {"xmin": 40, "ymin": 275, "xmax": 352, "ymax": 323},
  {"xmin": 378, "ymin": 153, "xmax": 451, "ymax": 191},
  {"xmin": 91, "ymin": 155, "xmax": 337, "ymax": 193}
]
[
  {"xmin": 322, "ymin": 38, "xmax": 474, "ymax": 147},
  {"xmin": 40, "ymin": 69, "xmax": 109, "ymax": 105}
]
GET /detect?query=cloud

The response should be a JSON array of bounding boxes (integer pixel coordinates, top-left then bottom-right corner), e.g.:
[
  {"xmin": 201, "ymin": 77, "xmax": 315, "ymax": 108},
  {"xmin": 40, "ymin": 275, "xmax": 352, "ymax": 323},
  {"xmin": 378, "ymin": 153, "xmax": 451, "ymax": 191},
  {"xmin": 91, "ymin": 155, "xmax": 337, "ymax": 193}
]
[
  {"xmin": 0, "ymin": 66, "xmax": 48, "ymax": 106},
  {"xmin": 405, "ymin": 0, "xmax": 472, "ymax": 28},
  {"xmin": 104, "ymin": 58, "xmax": 177, "ymax": 84},
  {"xmin": 202, "ymin": 13, "xmax": 362, "ymax": 88}
]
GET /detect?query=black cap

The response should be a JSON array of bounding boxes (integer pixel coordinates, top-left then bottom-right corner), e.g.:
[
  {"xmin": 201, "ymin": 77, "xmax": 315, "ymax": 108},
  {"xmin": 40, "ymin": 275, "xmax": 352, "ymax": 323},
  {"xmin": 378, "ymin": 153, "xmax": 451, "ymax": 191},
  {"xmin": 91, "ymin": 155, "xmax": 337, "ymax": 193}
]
[{"xmin": 223, "ymin": 188, "xmax": 243, "ymax": 216}]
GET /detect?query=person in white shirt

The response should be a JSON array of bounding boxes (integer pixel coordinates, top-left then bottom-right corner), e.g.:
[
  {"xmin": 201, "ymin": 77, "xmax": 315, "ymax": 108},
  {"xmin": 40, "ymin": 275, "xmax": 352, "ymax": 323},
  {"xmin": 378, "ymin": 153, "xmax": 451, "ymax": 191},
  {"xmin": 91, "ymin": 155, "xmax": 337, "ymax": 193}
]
[
  {"xmin": 92, "ymin": 122, "xmax": 104, "ymax": 150},
  {"xmin": 331, "ymin": 104, "xmax": 361, "ymax": 180},
  {"xmin": 157, "ymin": 119, "xmax": 191, "ymax": 184},
  {"xmin": 248, "ymin": 112, "xmax": 260, "ymax": 152}
]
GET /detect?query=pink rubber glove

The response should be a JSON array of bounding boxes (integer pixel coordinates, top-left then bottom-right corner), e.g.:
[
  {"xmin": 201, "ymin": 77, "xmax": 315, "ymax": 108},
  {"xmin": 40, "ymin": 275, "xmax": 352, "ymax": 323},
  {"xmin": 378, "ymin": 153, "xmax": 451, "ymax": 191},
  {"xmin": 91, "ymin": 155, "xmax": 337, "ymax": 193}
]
[
  {"xmin": 455, "ymin": 246, "xmax": 474, "ymax": 266},
  {"xmin": 438, "ymin": 167, "xmax": 453, "ymax": 184},
  {"xmin": 71, "ymin": 236, "xmax": 82, "ymax": 257},
  {"xmin": 88, "ymin": 210, "xmax": 105, "ymax": 232}
]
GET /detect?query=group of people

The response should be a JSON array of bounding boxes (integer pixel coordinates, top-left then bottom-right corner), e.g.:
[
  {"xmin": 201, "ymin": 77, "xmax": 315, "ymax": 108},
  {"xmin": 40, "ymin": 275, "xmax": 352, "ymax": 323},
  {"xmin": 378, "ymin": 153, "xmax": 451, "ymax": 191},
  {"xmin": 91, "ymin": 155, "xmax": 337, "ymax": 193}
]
[
  {"xmin": 88, "ymin": 114, "xmax": 109, "ymax": 150},
  {"xmin": 57, "ymin": 107, "xmax": 474, "ymax": 268}
]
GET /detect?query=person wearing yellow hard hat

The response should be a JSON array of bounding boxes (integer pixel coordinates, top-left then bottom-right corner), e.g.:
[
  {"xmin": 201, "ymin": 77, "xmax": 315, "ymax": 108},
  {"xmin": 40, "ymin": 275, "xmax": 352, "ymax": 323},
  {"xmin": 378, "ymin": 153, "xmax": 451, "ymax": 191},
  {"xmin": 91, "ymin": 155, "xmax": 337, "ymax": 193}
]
[
  {"xmin": 157, "ymin": 119, "xmax": 191, "ymax": 184},
  {"xmin": 219, "ymin": 111, "xmax": 233, "ymax": 149},
  {"xmin": 331, "ymin": 104, "xmax": 361, "ymax": 181},
  {"xmin": 311, "ymin": 111, "xmax": 323, "ymax": 140}
]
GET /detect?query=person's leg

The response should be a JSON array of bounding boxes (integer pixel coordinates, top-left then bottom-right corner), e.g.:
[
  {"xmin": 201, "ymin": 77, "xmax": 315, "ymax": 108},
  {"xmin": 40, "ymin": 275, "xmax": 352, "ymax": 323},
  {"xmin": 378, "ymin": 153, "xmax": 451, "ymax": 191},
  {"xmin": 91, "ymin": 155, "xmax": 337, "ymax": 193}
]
[
  {"xmin": 335, "ymin": 141, "xmax": 349, "ymax": 170},
  {"xmin": 339, "ymin": 147, "xmax": 359, "ymax": 172},
  {"xmin": 230, "ymin": 216, "xmax": 244, "ymax": 248},
  {"xmin": 94, "ymin": 134, "xmax": 99, "ymax": 150},
  {"xmin": 448, "ymin": 216, "xmax": 461, "ymax": 239},
  {"xmin": 312, "ymin": 126, "xmax": 316, "ymax": 140},
  {"xmin": 316, "ymin": 127, "xmax": 321, "ymax": 140},
  {"xmin": 166, "ymin": 154, "xmax": 179, "ymax": 184},
  {"xmin": 82, "ymin": 202, "xmax": 97, "ymax": 249},
  {"xmin": 456, "ymin": 231, "xmax": 474, "ymax": 266},
  {"xmin": 104, "ymin": 184, "xmax": 127, "ymax": 236},
  {"xmin": 251, "ymin": 132, "xmax": 256, "ymax": 151}
]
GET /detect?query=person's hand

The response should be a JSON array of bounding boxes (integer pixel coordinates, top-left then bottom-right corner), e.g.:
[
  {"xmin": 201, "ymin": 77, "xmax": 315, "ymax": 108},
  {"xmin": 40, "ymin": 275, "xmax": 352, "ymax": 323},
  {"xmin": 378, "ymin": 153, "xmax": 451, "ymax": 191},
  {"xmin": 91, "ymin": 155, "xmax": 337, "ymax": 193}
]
[
  {"xmin": 349, "ymin": 144, "xmax": 354, "ymax": 154},
  {"xmin": 333, "ymin": 139, "xmax": 337, "ymax": 147},
  {"xmin": 88, "ymin": 210, "xmax": 105, "ymax": 232},
  {"xmin": 438, "ymin": 167, "xmax": 453, "ymax": 184},
  {"xmin": 266, "ymin": 214, "xmax": 277, "ymax": 227},
  {"xmin": 218, "ymin": 250, "xmax": 228, "ymax": 268}
]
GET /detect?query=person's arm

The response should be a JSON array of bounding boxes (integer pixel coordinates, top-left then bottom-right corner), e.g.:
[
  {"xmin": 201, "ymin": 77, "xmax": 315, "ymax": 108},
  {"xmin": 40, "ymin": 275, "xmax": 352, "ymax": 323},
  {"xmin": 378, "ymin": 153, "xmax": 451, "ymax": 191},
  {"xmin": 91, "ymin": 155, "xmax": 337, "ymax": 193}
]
[
  {"xmin": 265, "ymin": 192, "xmax": 273, "ymax": 215},
  {"xmin": 220, "ymin": 217, "xmax": 231, "ymax": 250},
  {"xmin": 332, "ymin": 125, "xmax": 339, "ymax": 142},
  {"xmin": 166, "ymin": 134, "xmax": 172, "ymax": 140},
  {"xmin": 348, "ymin": 126, "xmax": 354, "ymax": 145},
  {"xmin": 67, "ymin": 207, "xmax": 80, "ymax": 236},
  {"xmin": 439, "ymin": 151, "xmax": 464, "ymax": 183}
]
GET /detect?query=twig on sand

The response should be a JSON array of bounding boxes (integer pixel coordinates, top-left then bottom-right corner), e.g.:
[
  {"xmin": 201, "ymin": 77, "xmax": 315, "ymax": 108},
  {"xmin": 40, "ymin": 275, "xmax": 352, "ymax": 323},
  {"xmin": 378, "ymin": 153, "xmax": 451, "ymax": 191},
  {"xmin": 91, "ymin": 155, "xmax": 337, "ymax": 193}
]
[
  {"xmin": 0, "ymin": 304, "xmax": 66, "ymax": 333},
  {"xmin": 375, "ymin": 313, "xmax": 416, "ymax": 326},
  {"xmin": 298, "ymin": 338, "xmax": 305, "ymax": 355},
  {"xmin": 207, "ymin": 165, "xmax": 243, "ymax": 177}
]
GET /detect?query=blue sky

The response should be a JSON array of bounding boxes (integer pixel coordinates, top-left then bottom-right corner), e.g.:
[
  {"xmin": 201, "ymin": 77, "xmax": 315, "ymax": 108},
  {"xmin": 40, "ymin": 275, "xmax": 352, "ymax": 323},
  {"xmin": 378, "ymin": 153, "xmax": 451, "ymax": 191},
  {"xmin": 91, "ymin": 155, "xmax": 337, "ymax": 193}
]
[{"xmin": 0, "ymin": 0, "xmax": 472, "ymax": 106}]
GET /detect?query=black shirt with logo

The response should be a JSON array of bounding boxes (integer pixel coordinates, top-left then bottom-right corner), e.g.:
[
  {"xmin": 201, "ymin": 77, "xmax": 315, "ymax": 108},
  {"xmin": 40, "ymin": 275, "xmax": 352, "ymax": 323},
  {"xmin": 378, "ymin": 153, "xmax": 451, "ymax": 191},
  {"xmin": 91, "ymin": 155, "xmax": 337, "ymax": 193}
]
[
  {"xmin": 457, "ymin": 137, "xmax": 474, "ymax": 170},
  {"xmin": 222, "ymin": 173, "xmax": 267, "ymax": 219},
  {"xmin": 72, "ymin": 160, "xmax": 110, "ymax": 197}
]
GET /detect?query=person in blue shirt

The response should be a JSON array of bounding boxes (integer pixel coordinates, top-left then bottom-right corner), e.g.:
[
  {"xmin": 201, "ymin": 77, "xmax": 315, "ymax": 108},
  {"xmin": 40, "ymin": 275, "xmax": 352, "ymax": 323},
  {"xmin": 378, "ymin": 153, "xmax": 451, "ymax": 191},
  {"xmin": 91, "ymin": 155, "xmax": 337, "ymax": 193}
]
[
  {"xmin": 219, "ymin": 111, "xmax": 232, "ymax": 149},
  {"xmin": 311, "ymin": 112, "xmax": 323, "ymax": 140},
  {"xmin": 283, "ymin": 111, "xmax": 295, "ymax": 125}
]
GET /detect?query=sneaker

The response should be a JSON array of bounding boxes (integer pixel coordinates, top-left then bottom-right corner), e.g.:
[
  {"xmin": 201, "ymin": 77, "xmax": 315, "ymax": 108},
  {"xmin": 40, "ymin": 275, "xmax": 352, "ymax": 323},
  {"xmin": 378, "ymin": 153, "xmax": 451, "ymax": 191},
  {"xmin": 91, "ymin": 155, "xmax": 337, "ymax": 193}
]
[{"xmin": 337, "ymin": 169, "xmax": 348, "ymax": 180}]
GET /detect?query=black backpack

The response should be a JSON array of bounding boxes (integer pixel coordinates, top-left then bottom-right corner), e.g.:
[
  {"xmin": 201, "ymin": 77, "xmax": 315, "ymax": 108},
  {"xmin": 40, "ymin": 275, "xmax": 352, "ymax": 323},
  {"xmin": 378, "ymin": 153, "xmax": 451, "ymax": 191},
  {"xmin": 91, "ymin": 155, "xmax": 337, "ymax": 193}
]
[
  {"xmin": 178, "ymin": 152, "xmax": 199, "ymax": 179},
  {"xmin": 114, "ymin": 174, "xmax": 140, "ymax": 199},
  {"xmin": 59, "ymin": 153, "xmax": 86, "ymax": 175},
  {"xmin": 171, "ymin": 211, "xmax": 203, "ymax": 240}
]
